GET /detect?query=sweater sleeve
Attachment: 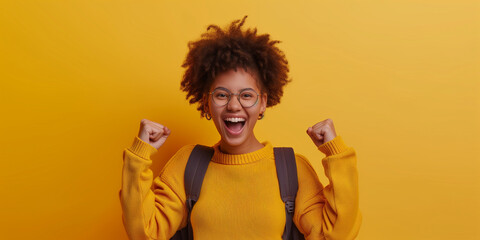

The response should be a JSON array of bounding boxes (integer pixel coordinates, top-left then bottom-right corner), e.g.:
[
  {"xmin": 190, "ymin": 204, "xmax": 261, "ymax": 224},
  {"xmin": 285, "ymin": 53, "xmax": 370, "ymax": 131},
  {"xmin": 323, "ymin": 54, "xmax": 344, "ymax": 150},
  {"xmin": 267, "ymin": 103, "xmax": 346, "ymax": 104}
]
[
  {"xmin": 293, "ymin": 135, "xmax": 362, "ymax": 240},
  {"xmin": 119, "ymin": 136, "xmax": 189, "ymax": 240}
]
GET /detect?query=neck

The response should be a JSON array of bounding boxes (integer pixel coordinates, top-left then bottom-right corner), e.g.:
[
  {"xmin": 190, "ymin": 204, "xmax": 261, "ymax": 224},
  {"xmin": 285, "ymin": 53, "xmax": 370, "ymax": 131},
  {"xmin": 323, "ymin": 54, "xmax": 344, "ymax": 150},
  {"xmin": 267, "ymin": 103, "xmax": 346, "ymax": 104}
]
[{"xmin": 219, "ymin": 134, "xmax": 264, "ymax": 154}]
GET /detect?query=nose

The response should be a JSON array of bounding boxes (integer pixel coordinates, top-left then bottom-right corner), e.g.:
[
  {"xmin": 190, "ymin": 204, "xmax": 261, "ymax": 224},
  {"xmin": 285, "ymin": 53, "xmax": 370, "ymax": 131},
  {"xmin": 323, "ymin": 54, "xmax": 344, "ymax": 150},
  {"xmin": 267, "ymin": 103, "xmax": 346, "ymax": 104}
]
[{"xmin": 226, "ymin": 95, "xmax": 242, "ymax": 111}]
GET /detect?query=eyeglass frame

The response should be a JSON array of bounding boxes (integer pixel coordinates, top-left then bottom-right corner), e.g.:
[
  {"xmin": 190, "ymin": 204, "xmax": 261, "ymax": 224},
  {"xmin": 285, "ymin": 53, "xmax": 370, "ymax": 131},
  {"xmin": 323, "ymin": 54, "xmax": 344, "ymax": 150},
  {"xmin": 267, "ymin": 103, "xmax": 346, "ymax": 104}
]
[{"xmin": 208, "ymin": 87, "xmax": 260, "ymax": 108}]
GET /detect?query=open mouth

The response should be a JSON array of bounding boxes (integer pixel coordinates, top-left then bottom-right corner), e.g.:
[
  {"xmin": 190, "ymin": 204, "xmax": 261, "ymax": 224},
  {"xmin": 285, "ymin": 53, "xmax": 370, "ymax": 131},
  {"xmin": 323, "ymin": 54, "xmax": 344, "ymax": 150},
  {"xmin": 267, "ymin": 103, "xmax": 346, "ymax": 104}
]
[{"xmin": 223, "ymin": 117, "xmax": 246, "ymax": 135}]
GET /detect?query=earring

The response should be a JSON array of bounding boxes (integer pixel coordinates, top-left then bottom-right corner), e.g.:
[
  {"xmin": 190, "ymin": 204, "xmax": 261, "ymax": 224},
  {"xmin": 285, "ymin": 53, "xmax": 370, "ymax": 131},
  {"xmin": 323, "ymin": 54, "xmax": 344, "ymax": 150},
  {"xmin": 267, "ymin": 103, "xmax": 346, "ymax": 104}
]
[
  {"xmin": 258, "ymin": 112, "xmax": 265, "ymax": 120},
  {"xmin": 205, "ymin": 113, "xmax": 212, "ymax": 120}
]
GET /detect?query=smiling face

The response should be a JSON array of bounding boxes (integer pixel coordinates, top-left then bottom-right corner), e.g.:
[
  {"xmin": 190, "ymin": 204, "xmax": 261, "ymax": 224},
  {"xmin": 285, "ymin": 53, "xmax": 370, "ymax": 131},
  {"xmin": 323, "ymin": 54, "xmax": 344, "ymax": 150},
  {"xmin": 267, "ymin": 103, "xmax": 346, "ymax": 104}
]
[{"xmin": 206, "ymin": 67, "xmax": 267, "ymax": 154}]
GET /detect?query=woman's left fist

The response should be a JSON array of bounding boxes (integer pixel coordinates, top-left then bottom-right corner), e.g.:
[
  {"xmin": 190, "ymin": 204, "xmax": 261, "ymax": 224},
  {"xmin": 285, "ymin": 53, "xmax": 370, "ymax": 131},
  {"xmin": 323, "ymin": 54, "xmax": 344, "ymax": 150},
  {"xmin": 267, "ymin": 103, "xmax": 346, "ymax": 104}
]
[{"xmin": 306, "ymin": 118, "xmax": 337, "ymax": 147}]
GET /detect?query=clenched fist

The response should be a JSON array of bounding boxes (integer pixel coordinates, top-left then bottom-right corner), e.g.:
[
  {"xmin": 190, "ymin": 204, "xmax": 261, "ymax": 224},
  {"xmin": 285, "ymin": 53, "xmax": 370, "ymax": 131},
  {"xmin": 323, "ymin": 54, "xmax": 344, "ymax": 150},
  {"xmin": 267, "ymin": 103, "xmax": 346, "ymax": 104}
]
[
  {"xmin": 306, "ymin": 118, "xmax": 337, "ymax": 147},
  {"xmin": 138, "ymin": 119, "xmax": 171, "ymax": 150}
]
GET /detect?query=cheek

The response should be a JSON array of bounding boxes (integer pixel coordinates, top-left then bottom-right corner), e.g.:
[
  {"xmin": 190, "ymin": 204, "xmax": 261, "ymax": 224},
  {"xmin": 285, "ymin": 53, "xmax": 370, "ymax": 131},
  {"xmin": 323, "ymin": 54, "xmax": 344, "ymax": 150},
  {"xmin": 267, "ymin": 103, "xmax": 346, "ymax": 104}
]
[
  {"xmin": 247, "ymin": 108, "xmax": 261, "ymax": 121},
  {"xmin": 210, "ymin": 105, "xmax": 221, "ymax": 117},
  {"xmin": 210, "ymin": 107, "xmax": 224, "ymax": 126}
]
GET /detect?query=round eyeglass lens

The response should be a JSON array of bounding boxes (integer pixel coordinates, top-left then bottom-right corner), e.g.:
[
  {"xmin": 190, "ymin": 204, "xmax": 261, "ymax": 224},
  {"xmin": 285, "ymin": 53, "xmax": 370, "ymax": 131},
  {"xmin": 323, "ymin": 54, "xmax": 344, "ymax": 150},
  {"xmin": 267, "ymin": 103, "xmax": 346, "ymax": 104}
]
[
  {"xmin": 211, "ymin": 89, "xmax": 230, "ymax": 106},
  {"xmin": 238, "ymin": 89, "xmax": 258, "ymax": 107},
  {"xmin": 211, "ymin": 89, "xmax": 259, "ymax": 107}
]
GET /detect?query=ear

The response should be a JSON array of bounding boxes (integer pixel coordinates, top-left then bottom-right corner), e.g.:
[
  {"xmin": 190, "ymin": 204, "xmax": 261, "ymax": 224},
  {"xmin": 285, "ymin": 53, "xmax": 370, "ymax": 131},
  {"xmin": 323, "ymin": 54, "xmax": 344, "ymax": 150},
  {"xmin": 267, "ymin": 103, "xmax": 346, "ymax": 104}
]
[
  {"xmin": 204, "ymin": 105, "xmax": 209, "ymax": 116},
  {"xmin": 203, "ymin": 94, "xmax": 210, "ymax": 114},
  {"xmin": 260, "ymin": 93, "xmax": 267, "ymax": 113}
]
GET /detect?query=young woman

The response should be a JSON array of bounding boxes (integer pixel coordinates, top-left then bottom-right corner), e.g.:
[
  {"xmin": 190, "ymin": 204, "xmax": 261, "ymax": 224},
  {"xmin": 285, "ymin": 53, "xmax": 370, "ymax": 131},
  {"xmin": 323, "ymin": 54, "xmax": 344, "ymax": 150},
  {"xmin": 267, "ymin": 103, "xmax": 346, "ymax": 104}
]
[{"xmin": 120, "ymin": 16, "xmax": 361, "ymax": 240}]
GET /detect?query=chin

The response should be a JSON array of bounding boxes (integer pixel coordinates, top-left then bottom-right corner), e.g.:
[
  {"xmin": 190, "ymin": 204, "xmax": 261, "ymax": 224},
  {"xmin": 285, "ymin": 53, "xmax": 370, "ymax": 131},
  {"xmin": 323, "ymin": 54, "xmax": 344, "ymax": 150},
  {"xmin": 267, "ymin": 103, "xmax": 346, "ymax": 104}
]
[
  {"xmin": 221, "ymin": 134, "xmax": 248, "ymax": 147},
  {"xmin": 220, "ymin": 129, "xmax": 249, "ymax": 147}
]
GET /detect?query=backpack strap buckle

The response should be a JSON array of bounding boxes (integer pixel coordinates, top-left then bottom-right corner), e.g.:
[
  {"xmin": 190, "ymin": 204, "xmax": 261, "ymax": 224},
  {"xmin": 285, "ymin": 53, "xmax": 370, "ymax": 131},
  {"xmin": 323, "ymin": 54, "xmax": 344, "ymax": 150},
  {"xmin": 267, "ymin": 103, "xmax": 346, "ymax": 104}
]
[
  {"xmin": 285, "ymin": 200, "xmax": 295, "ymax": 214},
  {"xmin": 186, "ymin": 197, "xmax": 196, "ymax": 211}
]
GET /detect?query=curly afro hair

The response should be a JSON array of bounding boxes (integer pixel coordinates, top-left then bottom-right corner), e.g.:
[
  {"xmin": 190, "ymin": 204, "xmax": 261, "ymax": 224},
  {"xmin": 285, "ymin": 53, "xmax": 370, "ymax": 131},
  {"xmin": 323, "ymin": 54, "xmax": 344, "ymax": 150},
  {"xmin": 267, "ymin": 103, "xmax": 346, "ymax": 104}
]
[{"xmin": 180, "ymin": 15, "xmax": 291, "ymax": 118}]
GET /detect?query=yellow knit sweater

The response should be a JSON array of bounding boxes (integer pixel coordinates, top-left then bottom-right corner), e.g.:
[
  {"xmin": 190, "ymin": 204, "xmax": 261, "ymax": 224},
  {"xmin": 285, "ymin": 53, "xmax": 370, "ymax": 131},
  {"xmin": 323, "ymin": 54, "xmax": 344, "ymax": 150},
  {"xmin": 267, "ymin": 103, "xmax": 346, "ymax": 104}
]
[{"xmin": 120, "ymin": 135, "xmax": 361, "ymax": 240}]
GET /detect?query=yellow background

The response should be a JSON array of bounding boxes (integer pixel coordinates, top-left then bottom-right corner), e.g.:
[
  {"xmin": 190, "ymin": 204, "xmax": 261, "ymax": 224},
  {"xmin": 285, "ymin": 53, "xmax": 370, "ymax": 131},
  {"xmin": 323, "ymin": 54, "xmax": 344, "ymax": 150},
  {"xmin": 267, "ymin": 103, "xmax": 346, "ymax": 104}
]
[{"xmin": 1, "ymin": 0, "xmax": 479, "ymax": 239}]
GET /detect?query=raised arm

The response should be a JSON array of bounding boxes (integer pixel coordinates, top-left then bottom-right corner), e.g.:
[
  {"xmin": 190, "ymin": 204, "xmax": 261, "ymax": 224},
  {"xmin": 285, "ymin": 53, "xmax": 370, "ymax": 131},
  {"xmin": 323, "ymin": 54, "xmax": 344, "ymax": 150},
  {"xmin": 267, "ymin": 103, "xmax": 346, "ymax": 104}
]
[
  {"xmin": 294, "ymin": 119, "xmax": 362, "ymax": 239},
  {"xmin": 119, "ymin": 119, "xmax": 187, "ymax": 240}
]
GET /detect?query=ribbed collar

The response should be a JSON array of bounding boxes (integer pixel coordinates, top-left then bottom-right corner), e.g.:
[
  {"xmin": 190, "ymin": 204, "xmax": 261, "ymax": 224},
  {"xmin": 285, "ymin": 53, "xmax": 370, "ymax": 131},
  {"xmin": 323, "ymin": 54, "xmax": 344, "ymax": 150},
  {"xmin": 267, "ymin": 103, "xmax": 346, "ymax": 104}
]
[{"xmin": 211, "ymin": 141, "xmax": 273, "ymax": 165}]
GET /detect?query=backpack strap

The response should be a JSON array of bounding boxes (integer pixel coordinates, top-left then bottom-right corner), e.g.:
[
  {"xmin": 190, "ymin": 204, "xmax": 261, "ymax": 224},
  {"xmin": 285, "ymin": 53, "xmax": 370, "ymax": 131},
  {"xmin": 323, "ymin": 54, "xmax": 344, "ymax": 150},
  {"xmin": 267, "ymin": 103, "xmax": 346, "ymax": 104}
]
[
  {"xmin": 173, "ymin": 144, "xmax": 213, "ymax": 240},
  {"xmin": 274, "ymin": 147, "xmax": 305, "ymax": 240}
]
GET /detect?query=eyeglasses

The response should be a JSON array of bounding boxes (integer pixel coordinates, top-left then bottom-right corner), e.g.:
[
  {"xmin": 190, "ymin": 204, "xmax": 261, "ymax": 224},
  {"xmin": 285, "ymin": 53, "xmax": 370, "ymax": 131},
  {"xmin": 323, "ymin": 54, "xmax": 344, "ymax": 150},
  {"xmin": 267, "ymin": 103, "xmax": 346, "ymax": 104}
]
[{"xmin": 209, "ymin": 87, "xmax": 260, "ymax": 108}]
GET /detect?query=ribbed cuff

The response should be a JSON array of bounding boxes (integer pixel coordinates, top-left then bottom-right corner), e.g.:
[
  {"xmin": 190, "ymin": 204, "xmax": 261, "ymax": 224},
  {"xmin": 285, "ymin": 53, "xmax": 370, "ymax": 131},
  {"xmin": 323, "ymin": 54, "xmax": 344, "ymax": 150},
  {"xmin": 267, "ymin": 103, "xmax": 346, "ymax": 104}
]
[
  {"xmin": 127, "ymin": 136, "xmax": 158, "ymax": 159},
  {"xmin": 317, "ymin": 135, "xmax": 348, "ymax": 156}
]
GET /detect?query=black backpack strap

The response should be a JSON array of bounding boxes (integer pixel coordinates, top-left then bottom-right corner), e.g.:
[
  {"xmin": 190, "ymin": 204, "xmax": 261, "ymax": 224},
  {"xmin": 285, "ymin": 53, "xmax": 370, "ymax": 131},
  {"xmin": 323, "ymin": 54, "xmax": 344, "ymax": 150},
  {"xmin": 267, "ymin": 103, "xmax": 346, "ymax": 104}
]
[
  {"xmin": 274, "ymin": 147, "xmax": 305, "ymax": 240},
  {"xmin": 184, "ymin": 144, "xmax": 214, "ymax": 240},
  {"xmin": 170, "ymin": 144, "xmax": 214, "ymax": 240}
]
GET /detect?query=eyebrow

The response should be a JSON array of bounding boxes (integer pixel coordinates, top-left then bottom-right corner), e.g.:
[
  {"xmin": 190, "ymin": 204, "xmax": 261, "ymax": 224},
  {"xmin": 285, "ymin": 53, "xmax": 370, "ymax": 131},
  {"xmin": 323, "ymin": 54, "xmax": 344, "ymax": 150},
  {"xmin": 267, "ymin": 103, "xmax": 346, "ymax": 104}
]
[{"xmin": 212, "ymin": 87, "xmax": 256, "ymax": 92}]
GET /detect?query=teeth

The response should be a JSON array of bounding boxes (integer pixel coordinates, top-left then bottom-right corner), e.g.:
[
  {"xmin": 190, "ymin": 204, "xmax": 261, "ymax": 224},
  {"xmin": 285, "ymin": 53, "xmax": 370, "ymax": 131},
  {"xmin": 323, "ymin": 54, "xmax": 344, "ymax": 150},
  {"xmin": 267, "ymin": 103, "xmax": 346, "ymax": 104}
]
[{"xmin": 224, "ymin": 117, "xmax": 246, "ymax": 123}]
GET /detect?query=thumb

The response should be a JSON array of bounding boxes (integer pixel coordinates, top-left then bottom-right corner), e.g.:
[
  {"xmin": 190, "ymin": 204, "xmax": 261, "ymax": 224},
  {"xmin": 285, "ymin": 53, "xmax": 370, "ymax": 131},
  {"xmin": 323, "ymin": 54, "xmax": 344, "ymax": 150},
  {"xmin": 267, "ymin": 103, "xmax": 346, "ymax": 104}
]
[
  {"xmin": 306, "ymin": 127, "xmax": 313, "ymax": 137},
  {"xmin": 306, "ymin": 127, "xmax": 317, "ymax": 142},
  {"xmin": 164, "ymin": 126, "xmax": 171, "ymax": 136}
]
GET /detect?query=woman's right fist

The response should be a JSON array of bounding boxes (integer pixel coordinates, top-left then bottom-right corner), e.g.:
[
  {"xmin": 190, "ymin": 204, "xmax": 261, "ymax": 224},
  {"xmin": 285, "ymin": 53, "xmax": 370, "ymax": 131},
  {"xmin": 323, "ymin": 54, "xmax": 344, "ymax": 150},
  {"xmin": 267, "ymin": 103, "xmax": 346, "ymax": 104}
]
[{"xmin": 137, "ymin": 119, "xmax": 171, "ymax": 150}]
